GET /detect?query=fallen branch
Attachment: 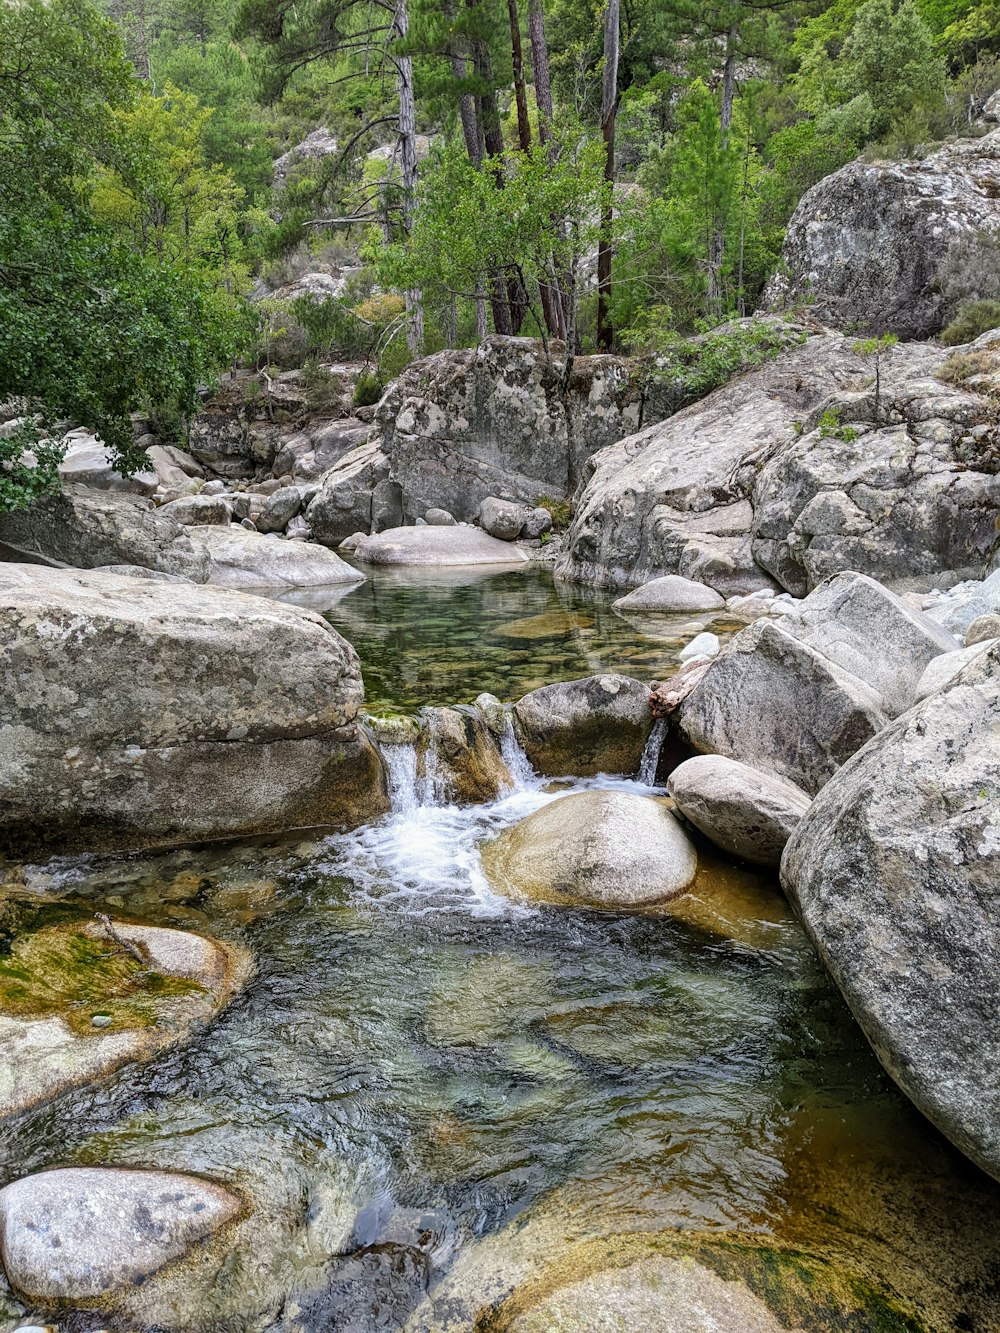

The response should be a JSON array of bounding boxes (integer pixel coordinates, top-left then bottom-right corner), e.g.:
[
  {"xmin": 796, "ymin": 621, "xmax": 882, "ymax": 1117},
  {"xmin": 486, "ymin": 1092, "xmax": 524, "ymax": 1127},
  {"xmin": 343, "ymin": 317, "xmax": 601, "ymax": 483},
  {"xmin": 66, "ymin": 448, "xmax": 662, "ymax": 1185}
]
[{"xmin": 95, "ymin": 913, "xmax": 145, "ymax": 965}]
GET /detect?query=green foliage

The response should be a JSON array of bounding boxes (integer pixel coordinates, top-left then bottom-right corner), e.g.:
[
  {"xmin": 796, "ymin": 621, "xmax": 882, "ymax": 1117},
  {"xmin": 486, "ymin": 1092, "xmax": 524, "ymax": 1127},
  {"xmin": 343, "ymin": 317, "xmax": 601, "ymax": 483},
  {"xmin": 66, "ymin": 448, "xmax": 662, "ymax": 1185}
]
[
  {"xmin": 0, "ymin": 0, "xmax": 251, "ymax": 511},
  {"xmin": 629, "ymin": 319, "xmax": 794, "ymax": 396},
  {"xmin": 818, "ymin": 407, "xmax": 860, "ymax": 441},
  {"xmin": 0, "ymin": 424, "xmax": 67, "ymax": 514},
  {"xmin": 941, "ymin": 300, "xmax": 1000, "ymax": 344},
  {"xmin": 352, "ymin": 370, "xmax": 384, "ymax": 408},
  {"xmin": 535, "ymin": 495, "xmax": 574, "ymax": 530},
  {"xmin": 852, "ymin": 333, "xmax": 899, "ymax": 354},
  {"xmin": 301, "ymin": 360, "xmax": 346, "ymax": 411}
]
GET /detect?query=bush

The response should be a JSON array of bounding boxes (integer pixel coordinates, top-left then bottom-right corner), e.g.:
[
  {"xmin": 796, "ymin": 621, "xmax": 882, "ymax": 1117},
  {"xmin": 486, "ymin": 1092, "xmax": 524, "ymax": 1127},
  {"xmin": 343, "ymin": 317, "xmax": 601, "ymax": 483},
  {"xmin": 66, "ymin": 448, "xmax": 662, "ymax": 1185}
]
[
  {"xmin": 0, "ymin": 422, "xmax": 66, "ymax": 513},
  {"xmin": 301, "ymin": 360, "xmax": 345, "ymax": 413},
  {"xmin": 936, "ymin": 350, "xmax": 997, "ymax": 385},
  {"xmin": 352, "ymin": 371, "xmax": 384, "ymax": 408},
  {"xmin": 940, "ymin": 300, "xmax": 1000, "ymax": 347}
]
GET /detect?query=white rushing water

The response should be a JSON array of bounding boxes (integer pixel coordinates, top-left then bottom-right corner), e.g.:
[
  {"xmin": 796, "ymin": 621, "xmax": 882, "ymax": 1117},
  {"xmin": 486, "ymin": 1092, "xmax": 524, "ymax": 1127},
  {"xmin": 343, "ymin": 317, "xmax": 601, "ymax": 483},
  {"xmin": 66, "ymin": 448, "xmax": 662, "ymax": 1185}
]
[
  {"xmin": 638, "ymin": 716, "xmax": 668, "ymax": 787},
  {"xmin": 328, "ymin": 727, "xmax": 663, "ymax": 921}
]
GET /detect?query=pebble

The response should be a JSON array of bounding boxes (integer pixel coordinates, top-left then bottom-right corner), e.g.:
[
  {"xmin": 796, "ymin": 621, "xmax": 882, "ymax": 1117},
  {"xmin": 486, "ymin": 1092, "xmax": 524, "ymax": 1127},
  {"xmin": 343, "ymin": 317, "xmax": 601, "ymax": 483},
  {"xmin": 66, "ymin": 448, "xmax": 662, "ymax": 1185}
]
[{"xmin": 91, "ymin": 1015, "xmax": 113, "ymax": 1029}]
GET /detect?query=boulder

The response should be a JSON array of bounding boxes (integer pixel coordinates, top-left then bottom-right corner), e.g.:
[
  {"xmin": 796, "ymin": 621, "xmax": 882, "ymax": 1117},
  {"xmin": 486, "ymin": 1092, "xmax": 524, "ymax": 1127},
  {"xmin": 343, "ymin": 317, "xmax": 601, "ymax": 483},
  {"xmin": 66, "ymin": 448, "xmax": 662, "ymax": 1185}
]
[
  {"xmin": 416, "ymin": 706, "xmax": 513, "ymax": 804},
  {"xmin": 557, "ymin": 329, "xmax": 1000, "ymax": 598},
  {"xmin": 371, "ymin": 336, "xmax": 665, "ymax": 522},
  {"xmin": 522, "ymin": 506, "xmax": 553, "ymax": 539},
  {"xmin": 193, "ymin": 524, "xmax": 365, "ymax": 589},
  {"xmin": 187, "ymin": 378, "xmax": 307, "ymax": 479},
  {"xmin": 256, "ymin": 486, "xmax": 302, "ymax": 534},
  {"xmin": 777, "ymin": 572, "xmax": 959, "ymax": 716},
  {"xmin": 669, "ymin": 755, "xmax": 810, "ymax": 867},
  {"xmin": 613, "ymin": 574, "xmax": 726, "ymax": 614},
  {"xmin": 763, "ymin": 128, "xmax": 1000, "ymax": 338},
  {"xmin": 0, "ymin": 486, "xmax": 210, "ymax": 582},
  {"xmin": 513, "ymin": 674, "xmax": 653, "ymax": 777},
  {"xmin": 353, "ymin": 525, "xmax": 529, "ymax": 567},
  {"xmin": 158, "ymin": 494, "xmax": 232, "ymax": 527},
  {"xmin": 272, "ymin": 126, "xmax": 339, "ymax": 191},
  {"xmin": 0, "ymin": 921, "xmax": 246, "ymax": 1118},
  {"xmin": 679, "ymin": 630, "xmax": 721, "ymax": 662},
  {"xmin": 481, "ymin": 791, "xmax": 697, "ymax": 908},
  {"xmin": 678, "ymin": 618, "xmax": 886, "ymax": 796},
  {"xmin": 781, "ymin": 643, "xmax": 1000, "ymax": 1181},
  {"xmin": 0, "ymin": 564, "xmax": 388, "ymax": 852},
  {"xmin": 479, "ymin": 496, "xmax": 529, "ymax": 541},
  {"xmin": 57, "ymin": 433, "xmax": 157, "ymax": 496},
  {"xmin": 306, "ymin": 440, "xmax": 400, "ymax": 545},
  {"xmin": 967, "ymin": 613, "xmax": 1000, "ymax": 645},
  {"xmin": 425, "ymin": 507, "xmax": 457, "ymax": 526},
  {"xmin": 914, "ymin": 639, "xmax": 998, "ymax": 701},
  {"xmin": 0, "ymin": 1167, "xmax": 239, "ymax": 1301}
]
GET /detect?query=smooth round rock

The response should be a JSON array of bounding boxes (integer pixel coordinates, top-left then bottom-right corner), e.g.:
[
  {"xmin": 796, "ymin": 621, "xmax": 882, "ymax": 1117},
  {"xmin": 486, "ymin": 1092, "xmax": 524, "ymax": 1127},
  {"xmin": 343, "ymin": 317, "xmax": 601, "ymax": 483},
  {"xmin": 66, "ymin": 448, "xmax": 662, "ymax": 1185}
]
[
  {"xmin": 0, "ymin": 1167, "xmax": 240, "ymax": 1301},
  {"xmin": 481, "ymin": 791, "xmax": 697, "ymax": 908},
  {"xmin": 966, "ymin": 613, "xmax": 1000, "ymax": 646},
  {"xmin": 669, "ymin": 754, "xmax": 811, "ymax": 867},
  {"xmin": 355, "ymin": 525, "xmax": 529, "ymax": 567},
  {"xmin": 613, "ymin": 576, "xmax": 726, "ymax": 614},
  {"xmin": 425, "ymin": 507, "xmax": 457, "ymax": 526},
  {"xmin": 680, "ymin": 631, "xmax": 721, "ymax": 663}
]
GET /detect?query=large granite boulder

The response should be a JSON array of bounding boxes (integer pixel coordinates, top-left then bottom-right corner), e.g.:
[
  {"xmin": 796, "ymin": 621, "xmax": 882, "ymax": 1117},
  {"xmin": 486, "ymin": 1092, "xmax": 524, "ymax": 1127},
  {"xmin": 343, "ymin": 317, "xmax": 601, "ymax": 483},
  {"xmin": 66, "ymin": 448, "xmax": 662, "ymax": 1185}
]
[
  {"xmin": 678, "ymin": 574, "xmax": 958, "ymax": 794},
  {"xmin": 781, "ymin": 643, "xmax": 1000, "ymax": 1182},
  {"xmin": 0, "ymin": 1167, "xmax": 240, "ymax": 1302},
  {"xmin": 763, "ymin": 129, "xmax": 1000, "ymax": 338},
  {"xmin": 0, "ymin": 487, "xmax": 210, "ymax": 582},
  {"xmin": 0, "ymin": 564, "xmax": 388, "ymax": 852},
  {"xmin": 558, "ymin": 329, "xmax": 1000, "ymax": 597},
  {"xmin": 306, "ymin": 439, "xmax": 403, "ymax": 545},
  {"xmin": 416, "ymin": 706, "xmax": 514, "ymax": 804},
  {"xmin": 353, "ymin": 525, "xmax": 529, "ymax": 567},
  {"xmin": 513, "ymin": 674, "xmax": 653, "ymax": 777},
  {"xmin": 57, "ymin": 431, "xmax": 157, "ymax": 496},
  {"xmin": 193, "ymin": 524, "xmax": 364, "ymax": 589},
  {"xmin": 370, "ymin": 336, "xmax": 663, "ymax": 522},
  {"xmin": 481, "ymin": 791, "xmax": 697, "ymax": 908}
]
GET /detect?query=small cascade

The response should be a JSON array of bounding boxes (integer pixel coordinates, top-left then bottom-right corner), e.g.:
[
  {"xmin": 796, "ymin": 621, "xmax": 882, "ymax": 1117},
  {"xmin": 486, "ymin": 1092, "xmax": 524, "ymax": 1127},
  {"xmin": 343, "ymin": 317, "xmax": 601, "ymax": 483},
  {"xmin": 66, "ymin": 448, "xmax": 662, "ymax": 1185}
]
[
  {"xmin": 500, "ymin": 716, "xmax": 537, "ymax": 792},
  {"xmin": 382, "ymin": 743, "xmax": 419, "ymax": 816},
  {"xmin": 638, "ymin": 717, "xmax": 669, "ymax": 787}
]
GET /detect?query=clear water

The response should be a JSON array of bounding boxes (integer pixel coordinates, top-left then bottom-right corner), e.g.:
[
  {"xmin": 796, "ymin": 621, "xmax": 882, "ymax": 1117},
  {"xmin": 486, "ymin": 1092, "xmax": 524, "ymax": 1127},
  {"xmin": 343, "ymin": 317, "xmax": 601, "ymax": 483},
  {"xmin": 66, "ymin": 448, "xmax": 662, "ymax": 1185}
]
[
  {"xmin": 2, "ymin": 569, "xmax": 1000, "ymax": 1332},
  {"xmin": 284, "ymin": 564, "xmax": 742, "ymax": 711}
]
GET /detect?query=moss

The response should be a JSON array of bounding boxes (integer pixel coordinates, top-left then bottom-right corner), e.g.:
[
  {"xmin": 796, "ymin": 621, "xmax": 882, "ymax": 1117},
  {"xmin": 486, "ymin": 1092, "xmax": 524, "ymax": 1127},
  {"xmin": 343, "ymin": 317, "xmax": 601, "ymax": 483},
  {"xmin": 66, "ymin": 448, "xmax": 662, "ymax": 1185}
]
[{"xmin": 0, "ymin": 923, "xmax": 202, "ymax": 1035}]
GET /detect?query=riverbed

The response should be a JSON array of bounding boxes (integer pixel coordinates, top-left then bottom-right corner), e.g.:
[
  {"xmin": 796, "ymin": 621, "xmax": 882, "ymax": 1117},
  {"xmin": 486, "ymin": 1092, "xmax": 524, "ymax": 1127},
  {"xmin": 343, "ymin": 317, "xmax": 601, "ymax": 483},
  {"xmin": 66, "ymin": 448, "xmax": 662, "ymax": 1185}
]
[{"xmin": 2, "ymin": 566, "xmax": 999, "ymax": 1332}]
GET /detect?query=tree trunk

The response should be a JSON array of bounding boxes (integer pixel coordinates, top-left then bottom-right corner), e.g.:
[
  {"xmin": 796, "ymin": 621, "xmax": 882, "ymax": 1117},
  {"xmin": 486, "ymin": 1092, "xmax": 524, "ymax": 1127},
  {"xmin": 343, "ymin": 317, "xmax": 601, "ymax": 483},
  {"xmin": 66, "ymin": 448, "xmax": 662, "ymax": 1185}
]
[
  {"xmin": 394, "ymin": 0, "xmax": 424, "ymax": 354},
  {"xmin": 707, "ymin": 26, "xmax": 738, "ymax": 319},
  {"xmin": 596, "ymin": 0, "xmax": 620, "ymax": 352},
  {"xmin": 528, "ymin": 0, "xmax": 555, "ymax": 154},
  {"xmin": 507, "ymin": 0, "xmax": 532, "ymax": 154},
  {"xmin": 444, "ymin": 0, "xmax": 483, "ymax": 165}
]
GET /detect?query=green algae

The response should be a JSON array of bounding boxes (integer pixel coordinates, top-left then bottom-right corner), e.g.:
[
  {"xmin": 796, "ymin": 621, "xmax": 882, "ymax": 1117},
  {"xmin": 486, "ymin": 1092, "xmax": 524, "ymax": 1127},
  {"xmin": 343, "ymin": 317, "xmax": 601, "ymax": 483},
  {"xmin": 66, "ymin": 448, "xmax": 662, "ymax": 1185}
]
[{"xmin": 0, "ymin": 923, "xmax": 203, "ymax": 1034}]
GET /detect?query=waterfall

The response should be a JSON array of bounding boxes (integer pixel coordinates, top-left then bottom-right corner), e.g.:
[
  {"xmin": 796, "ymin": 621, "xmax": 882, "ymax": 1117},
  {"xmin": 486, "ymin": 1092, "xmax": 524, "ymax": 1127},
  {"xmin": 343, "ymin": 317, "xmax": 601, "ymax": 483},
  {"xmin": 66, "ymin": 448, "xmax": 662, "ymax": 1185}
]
[
  {"xmin": 382, "ymin": 743, "xmax": 419, "ymax": 816},
  {"xmin": 638, "ymin": 717, "xmax": 668, "ymax": 787},
  {"xmin": 500, "ymin": 716, "xmax": 536, "ymax": 792}
]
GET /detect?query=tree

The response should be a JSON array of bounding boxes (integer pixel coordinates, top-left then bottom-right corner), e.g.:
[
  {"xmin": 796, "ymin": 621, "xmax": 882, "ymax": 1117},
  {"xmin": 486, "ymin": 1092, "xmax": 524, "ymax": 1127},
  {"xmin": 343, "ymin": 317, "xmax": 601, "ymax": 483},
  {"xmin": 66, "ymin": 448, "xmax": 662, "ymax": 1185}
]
[
  {"xmin": 838, "ymin": 0, "xmax": 946, "ymax": 135},
  {"xmin": 596, "ymin": 0, "xmax": 620, "ymax": 350},
  {"xmin": 0, "ymin": 0, "xmax": 249, "ymax": 506}
]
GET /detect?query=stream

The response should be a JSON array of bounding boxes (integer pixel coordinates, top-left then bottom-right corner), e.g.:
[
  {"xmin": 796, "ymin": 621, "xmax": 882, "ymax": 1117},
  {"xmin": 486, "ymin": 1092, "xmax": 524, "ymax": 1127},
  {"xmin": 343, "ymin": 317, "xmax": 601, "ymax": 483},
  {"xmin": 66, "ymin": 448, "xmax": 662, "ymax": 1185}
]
[{"xmin": 2, "ymin": 565, "xmax": 1000, "ymax": 1331}]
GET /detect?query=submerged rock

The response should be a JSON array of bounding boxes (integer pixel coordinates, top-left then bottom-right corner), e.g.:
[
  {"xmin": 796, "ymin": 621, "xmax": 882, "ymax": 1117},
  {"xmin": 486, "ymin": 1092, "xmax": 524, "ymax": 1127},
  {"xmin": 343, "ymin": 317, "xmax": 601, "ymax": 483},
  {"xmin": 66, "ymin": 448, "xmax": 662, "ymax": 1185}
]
[
  {"xmin": 0, "ymin": 486, "xmax": 210, "ymax": 582},
  {"xmin": 669, "ymin": 755, "xmax": 810, "ymax": 868},
  {"xmin": 192, "ymin": 523, "xmax": 365, "ymax": 589},
  {"xmin": 0, "ymin": 564, "xmax": 387, "ymax": 853},
  {"xmin": 0, "ymin": 921, "xmax": 246, "ymax": 1119},
  {"xmin": 0, "ymin": 1167, "xmax": 240, "ymax": 1302},
  {"xmin": 481, "ymin": 791, "xmax": 697, "ymax": 909},
  {"xmin": 354, "ymin": 525, "xmax": 529, "ymax": 567},
  {"xmin": 513, "ymin": 674, "xmax": 653, "ymax": 777},
  {"xmin": 782, "ymin": 642, "xmax": 1000, "ymax": 1182}
]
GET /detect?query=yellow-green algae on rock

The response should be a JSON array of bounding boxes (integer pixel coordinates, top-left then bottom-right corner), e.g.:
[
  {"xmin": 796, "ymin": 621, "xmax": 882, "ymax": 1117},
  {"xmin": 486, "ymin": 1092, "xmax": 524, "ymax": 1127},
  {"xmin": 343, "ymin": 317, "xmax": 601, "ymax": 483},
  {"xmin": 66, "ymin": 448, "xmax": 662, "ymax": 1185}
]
[{"xmin": 0, "ymin": 917, "xmax": 248, "ymax": 1119}]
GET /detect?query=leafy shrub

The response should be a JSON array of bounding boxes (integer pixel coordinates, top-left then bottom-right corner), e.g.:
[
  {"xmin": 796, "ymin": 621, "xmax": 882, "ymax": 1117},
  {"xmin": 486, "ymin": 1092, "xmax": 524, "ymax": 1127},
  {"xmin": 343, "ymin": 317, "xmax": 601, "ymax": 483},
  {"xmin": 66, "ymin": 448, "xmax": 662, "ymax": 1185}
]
[
  {"xmin": 301, "ymin": 360, "xmax": 345, "ymax": 412},
  {"xmin": 638, "ymin": 319, "xmax": 797, "ymax": 407},
  {"xmin": 352, "ymin": 371, "xmax": 384, "ymax": 408},
  {"xmin": 817, "ymin": 408, "xmax": 859, "ymax": 442},
  {"xmin": 941, "ymin": 301, "xmax": 1000, "ymax": 347},
  {"xmin": 0, "ymin": 422, "xmax": 67, "ymax": 513}
]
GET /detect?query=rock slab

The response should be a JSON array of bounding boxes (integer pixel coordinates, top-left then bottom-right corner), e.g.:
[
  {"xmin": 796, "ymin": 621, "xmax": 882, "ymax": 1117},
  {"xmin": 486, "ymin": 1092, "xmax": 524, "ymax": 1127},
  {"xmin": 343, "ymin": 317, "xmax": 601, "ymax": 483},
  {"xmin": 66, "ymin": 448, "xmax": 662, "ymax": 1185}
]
[
  {"xmin": 782, "ymin": 643, "xmax": 1000, "ymax": 1182},
  {"xmin": 0, "ymin": 1167, "xmax": 239, "ymax": 1300}
]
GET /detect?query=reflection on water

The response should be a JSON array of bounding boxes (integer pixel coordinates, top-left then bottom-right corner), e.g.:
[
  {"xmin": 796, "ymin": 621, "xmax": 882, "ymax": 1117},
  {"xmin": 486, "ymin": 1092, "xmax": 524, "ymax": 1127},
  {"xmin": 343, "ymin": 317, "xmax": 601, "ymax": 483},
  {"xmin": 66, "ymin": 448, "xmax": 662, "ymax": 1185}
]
[{"xmin": 308, "ymin": 564, "xmax": 738, "ymax": 711}]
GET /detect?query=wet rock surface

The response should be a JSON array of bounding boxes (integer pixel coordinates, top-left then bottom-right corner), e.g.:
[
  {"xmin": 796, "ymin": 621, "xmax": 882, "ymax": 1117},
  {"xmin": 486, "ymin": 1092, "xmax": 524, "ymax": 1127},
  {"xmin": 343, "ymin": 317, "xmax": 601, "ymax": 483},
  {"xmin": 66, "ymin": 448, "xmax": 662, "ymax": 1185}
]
[
  {"xmin": 0, "ymin": 1167, "xmax": 240, "ymax": 1302},
  {"xmin": 481, "ymin": 791, "xmax": 697, "ymax": 908}
]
